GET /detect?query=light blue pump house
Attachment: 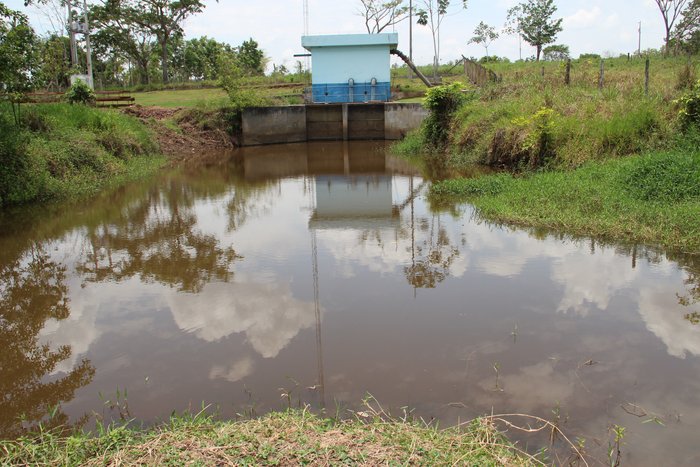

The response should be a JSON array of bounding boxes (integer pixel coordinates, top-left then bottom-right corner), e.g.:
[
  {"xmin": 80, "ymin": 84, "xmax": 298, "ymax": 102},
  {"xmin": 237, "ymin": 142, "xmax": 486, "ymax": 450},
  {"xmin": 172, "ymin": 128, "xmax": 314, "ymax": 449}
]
[{"xmin": 301, "ymin": 33, "xmax": 398, "ymax": 104}]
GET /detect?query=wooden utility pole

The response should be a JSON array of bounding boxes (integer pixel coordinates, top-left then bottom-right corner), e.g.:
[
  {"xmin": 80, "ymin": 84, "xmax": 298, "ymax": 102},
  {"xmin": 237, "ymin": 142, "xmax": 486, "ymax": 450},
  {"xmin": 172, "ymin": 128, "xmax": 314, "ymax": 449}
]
[{"xmin": 409, "ymin": 0, "xmax": 413, "ymax": 79}]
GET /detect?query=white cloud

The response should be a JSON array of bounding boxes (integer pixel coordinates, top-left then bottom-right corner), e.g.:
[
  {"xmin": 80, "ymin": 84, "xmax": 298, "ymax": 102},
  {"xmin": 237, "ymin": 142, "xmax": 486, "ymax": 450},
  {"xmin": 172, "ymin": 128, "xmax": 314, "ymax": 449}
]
[
  {"xmin": 168, "ymin": 279, "xmax": 317, "ymax": 358},
  {"xmin": 564, "ymin": 7, "xmax": 603, "ymax": 29}
]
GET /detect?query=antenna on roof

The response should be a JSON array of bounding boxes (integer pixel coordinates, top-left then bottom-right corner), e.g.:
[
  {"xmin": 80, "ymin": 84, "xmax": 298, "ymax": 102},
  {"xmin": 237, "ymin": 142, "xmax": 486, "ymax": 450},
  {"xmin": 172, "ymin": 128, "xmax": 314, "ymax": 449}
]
[
  {"xmin": 303, "ymin": 0, "xmax": 309, "ymax": 36},
  {"xmin": 303, "ymin": 0, "xmax": 310, "ymax": 71}
]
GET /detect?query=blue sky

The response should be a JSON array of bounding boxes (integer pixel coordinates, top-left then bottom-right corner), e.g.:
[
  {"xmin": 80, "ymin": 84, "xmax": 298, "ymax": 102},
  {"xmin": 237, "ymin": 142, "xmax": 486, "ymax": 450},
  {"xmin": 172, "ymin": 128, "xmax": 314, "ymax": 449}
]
[{"xmin": 9, "ymin": 0, "xmax": 669, "ymax": 70}]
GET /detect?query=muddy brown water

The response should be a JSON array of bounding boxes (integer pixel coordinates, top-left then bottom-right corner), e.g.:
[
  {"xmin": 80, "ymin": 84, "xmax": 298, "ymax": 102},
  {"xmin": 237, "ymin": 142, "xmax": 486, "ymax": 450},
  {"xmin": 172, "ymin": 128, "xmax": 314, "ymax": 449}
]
[{"xmin": 1, "ymin": 141, "xmax": 700, "ymax": 465}]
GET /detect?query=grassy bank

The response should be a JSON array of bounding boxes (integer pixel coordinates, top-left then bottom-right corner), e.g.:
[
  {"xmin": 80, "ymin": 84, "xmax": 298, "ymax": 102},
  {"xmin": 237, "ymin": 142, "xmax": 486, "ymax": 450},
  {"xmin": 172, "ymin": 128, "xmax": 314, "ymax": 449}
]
[
  {"xmin": 0, "ymin": 410, "xmax": 534, "ymax": 465},
  {"xmin": 395, "ymin": 56, "xmax": 696, "ymax": 171},
  {"xmin": 0, "ymin": 103, "xmax": 164, "ymax": 207},
  {"xmin": 431, "ymin": 142, "xmax": 700, "ymax": 252}
]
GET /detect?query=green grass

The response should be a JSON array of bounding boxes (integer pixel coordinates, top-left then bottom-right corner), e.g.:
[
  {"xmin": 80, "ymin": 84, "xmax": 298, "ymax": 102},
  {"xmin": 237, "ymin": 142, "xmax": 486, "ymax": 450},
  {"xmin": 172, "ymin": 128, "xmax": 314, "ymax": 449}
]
[
  {"xmin": 133, "ymin": 85, "xmax": 306, "ymax": 108},
  {"xmin": 133, "ymin": 87, "xmax": 229, "ymax": 108},
  {"xmin": 0, "ymin": 410, "xmax": 534, "ymax": 466},
  {"xmin": 0, "ymin": 103, "xmax": 165, "ymax": 207},
  {"xmin": 397, "ymin": 55, "xmax": 698, "ymax": 172},
  {"xmin": 430, "ymin": 144, "xmax": 700, "ymax": 252}
]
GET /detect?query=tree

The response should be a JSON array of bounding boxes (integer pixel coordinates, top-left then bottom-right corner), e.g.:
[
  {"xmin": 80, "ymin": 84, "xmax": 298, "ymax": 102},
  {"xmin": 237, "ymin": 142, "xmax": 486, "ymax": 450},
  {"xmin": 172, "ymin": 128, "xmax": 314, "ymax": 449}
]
[
  {"xmin": 518, "ymin": 0, "xmax": 563, "ymax": 61},
  {"xmin": 114, "ymin": 0, "xmax": 214, "ymax": 84},
  {"xmin": 543, "ymin": 44, "xmax": 569, "ymax": 61},
  {"xmin": 416, "ymin": 0, "xmax": 468, "ymax": 77},
  {"xmin": 468, "ymin": 21, "xmax": 499, "ymax": 58},
  {"xmin": 90, "ymin": 2, "xmax": 156, "ymax": 86},
  {"xmin": 654, "ymin": 0, "xmax": 688, "ymax": 55},
  {"xmin": 504, "ymin": 5, "xmax": 524, "ymax": 60},
  {"xmin": 0, "ymin": 3, "xmax": 39, "ymax": 125},
  {"xmin": 237, "ymin": 38, "xmax": 266, "ymax": 76},
  {"xmin": 357, "ymin": 0, "xmax": 409, "ymax": 33},
  {"xmin": 0, "ymin": 247, "xmax": 95, "ymax": 438},
  {"xmin": 672, "ymin": 0, "xmax": 700, "ymax": 53}
]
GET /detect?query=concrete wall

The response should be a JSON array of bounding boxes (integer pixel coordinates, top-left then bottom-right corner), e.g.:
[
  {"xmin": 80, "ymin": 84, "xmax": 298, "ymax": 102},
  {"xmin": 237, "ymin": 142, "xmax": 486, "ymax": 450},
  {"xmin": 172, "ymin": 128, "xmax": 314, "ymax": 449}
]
[
  {"xmin": 348, "ymin": 104, "xmax": 384, "ymax": 140},
  {"xmin": 240, "ymin": 103, "xmax": 428, "ymax": 146},
  {"xmin": 306, "ymin": 105, "xmax": 343, "ymax": 141},
  {"xmin": 384, "ymin": 103, "xmax": 429, "ymax": 140},
  {"xmin": 241, "ymin": 106, "xmax": 306, "ymax": 146}
]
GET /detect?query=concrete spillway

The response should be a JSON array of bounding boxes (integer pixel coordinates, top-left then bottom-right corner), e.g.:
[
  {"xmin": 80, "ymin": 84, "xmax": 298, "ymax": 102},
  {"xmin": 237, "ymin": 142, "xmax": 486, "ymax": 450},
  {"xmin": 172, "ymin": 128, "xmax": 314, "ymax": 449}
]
[{"xmin": 240, "ymin": 103, "xmax": 428, "ymax": 147}]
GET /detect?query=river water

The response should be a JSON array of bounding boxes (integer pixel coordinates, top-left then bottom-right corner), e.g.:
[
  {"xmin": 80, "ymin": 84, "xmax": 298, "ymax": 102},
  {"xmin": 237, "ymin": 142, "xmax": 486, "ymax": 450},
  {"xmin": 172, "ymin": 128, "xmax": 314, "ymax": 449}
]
[{"xmin": 1, "ymin": 141, "xmax": 699, "ymax": 465}]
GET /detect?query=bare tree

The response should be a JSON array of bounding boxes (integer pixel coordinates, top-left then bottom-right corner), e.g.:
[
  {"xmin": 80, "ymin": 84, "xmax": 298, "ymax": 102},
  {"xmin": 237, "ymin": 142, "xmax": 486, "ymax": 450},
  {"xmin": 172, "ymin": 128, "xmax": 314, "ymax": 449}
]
[
  {"xmin": 416, "ymin": 0, "xmax": 468, "ymax": 77},
  {"xmin": 654, "ymin": 0, "xmax": 688, "ymax": 54},
  {"xmin": 358, "ymin": 0, "xmax": 409, "ymax": 33}
]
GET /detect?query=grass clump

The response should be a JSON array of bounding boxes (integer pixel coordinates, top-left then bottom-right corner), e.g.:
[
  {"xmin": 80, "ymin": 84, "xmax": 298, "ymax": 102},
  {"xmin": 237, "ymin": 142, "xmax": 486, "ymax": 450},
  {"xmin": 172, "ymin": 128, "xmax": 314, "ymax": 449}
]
[
  {"xmin": 0, "ymin": 103, "xmax": 164, "ymax": 207},
  {"xmin": 0, "ymin": 410, "xmax": 534, "ymax": 466},
  {"xmin": 430, "ymin": 146, "xmax": 700, "ymax": 252}
]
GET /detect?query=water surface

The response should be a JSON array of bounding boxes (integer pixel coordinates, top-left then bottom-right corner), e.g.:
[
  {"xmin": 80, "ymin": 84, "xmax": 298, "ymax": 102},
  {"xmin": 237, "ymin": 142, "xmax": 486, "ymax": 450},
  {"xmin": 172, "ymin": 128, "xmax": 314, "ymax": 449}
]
[{"xmin": 1, "ymin": 141, "xmax": 699, "ymax": 465}]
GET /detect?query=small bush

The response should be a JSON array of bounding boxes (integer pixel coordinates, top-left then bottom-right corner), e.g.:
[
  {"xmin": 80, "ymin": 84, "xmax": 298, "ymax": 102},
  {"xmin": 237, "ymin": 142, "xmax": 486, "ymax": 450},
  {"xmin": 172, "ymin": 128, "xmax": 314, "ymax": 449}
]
[
  {"xmin": 675, "ymin": 79, "xmax": 700, "ymax": 129},
  {"xmin": 65, "ymin": 80, "xmax": 96, "ymax": 105},
  {"xmin": 423, "ymin": 82, "xmax": 470, "ymax": 147},
  {"xmin": 676, "ymin": 62, "xmax": 697, "ymax": 90}
]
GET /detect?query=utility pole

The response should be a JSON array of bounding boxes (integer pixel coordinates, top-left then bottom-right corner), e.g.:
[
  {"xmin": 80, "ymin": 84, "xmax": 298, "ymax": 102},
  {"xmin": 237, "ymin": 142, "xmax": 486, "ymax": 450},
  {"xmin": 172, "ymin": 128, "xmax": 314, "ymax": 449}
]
[
  {"xmin": 67, "ymin": 1, "xmax": 78, "ymax": 67},
  {"xmin": 83, "ymin": 0, "xmax": 94, "ymax": 88},
  {"xmin": 409, "ymin": 0, "xmax": 413, "ymax": 79},
  {"xmin": 638, "ymin": 21, "xmax": 642, "ymax": 56}
]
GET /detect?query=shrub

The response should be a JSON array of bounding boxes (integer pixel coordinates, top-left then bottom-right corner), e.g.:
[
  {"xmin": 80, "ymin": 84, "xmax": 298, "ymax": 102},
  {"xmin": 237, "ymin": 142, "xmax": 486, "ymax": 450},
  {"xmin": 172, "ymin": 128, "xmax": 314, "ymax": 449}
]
[
  {"xmin": 512, "ymin": 107, "xmax": 558, "ymax": 167},
  {"xmin": 65, "ymin": 80, "xmax": 95, "ymax": 105},
  {"xmin": 423, "ymin": 82, "xmax": 470, "ymax": 147},
  {"xmin": 675, "ymin": 79, "xmax": 700, "ymax": 129}
]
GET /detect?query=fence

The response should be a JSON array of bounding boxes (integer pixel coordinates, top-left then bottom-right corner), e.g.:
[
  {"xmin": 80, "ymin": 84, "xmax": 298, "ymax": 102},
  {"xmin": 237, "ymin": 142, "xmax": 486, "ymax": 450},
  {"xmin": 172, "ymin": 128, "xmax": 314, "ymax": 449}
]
[
  {"xmin": 518, "ymin": 57, "xmax": 673, "ymax": 96},
  {"xmin": 18, "ymin": 90, "xmax": 135, "ymax": 107},
  {"xmin": 464, "ymin": 59, "xmax": 500, "ymax": 87}
]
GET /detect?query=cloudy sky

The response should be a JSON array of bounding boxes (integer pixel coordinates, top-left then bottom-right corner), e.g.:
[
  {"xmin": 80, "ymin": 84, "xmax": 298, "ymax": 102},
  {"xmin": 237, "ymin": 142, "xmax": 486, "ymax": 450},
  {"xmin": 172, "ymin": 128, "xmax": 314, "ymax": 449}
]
[{"xmin": 14, "ymin": 0, "xmax": 669, "ymax": 70}]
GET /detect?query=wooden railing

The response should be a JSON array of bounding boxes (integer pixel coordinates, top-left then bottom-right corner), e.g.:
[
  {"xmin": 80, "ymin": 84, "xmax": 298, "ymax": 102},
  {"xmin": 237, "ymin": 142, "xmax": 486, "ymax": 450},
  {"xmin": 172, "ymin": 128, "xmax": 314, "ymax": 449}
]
[{"xmin": 19, "ymin": 90, "xmax": 135, "ymax": 107}]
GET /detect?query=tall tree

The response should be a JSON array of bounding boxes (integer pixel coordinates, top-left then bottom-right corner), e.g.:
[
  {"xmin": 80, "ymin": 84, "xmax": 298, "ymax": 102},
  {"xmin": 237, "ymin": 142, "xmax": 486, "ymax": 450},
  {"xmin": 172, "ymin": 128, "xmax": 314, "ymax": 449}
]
[
  {"xmin": 468, "ymin": 21, "xmax": 499, "ymax": 58},
  {"xmin": 518, "ymin": 0, "xmax": 563, "ymax": 61},
  {"xmin": 416, "ymin": 0, "xmax": 468, "ymax": 76},
  {"xmin": 0, "ymin": 3, "xmax": 39, "ymax": 124},
  {"xmin": 90, "ymin": 1, "xmax": 156, "ymax": 85},
  {"xmin": 115, "ymin": 0, "xmax": 214, "ymax": 84},
  {"xmin": 504, "ymin": 5, "xmax": 524, "ymax": 60},
  {"xmin": 672, "ymin": 0, "xmax": 700, "ymax": 52},
  {"xmin": 357, "ymin": 0, "xmax": 409, "ymax": 33},
  {"xmin": 654, "ymin": 0, "xmax": 688, "ymax": 55}
]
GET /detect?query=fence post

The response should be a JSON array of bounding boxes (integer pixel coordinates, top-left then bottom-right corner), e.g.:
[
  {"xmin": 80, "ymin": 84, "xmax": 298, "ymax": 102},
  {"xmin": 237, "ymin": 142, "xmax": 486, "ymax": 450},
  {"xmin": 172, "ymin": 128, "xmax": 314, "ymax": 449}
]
[
  {"xmin": 599, "ymin": 59, "xmax": 605, "ymax": 90},
  {"xmin": 541, "ymin": 66, "xmax": 545, "ymax": 78},
  {"xmin": 645, "ymin": 57, "xmax": 650, "ymax": 95},
  {"xmin": 565, "ymin": 59, "xmax": 571, "ymax": 85}
]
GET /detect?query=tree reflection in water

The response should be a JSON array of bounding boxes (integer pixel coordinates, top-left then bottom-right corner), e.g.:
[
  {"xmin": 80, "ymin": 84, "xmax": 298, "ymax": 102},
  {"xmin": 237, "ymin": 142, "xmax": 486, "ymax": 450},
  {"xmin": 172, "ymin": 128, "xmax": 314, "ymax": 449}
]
[
  {"xmin": 404, "ymin": 214, "xmax": 460, "ymax": 289},
  {"xmin": 75, "ymin": 181, "xmax": 240, "ymax": 293},
  {"xmin": 0, "ymin": 246, "xmax": 94, "ymax": 438}
]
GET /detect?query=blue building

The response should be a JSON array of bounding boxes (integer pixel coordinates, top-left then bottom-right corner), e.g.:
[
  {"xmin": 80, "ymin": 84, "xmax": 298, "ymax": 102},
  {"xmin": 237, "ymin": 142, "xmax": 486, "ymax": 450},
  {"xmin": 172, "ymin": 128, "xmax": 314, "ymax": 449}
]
[{"xmin": 301, "ymin": 33, "xmax": 398, "ymax": 104}]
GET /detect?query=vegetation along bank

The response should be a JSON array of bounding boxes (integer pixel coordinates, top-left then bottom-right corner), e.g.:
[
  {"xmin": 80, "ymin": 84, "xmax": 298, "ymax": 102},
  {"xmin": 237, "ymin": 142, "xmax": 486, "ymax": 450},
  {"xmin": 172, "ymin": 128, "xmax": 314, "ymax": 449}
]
[
  {"xmin": 396, "ymin": 56, "xmax": 700, "ymax": 252},
  {"xmin": 0, "ymin": 410, "xmax": 538, "ymax": 466}
]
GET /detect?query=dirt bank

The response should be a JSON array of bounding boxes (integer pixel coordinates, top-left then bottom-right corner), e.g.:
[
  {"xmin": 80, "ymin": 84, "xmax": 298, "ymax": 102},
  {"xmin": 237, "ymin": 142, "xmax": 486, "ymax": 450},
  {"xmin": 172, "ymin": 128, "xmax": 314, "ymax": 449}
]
[{"xmin": 123, "ymin": 105, "xmax": 237, "ymax": 162}]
